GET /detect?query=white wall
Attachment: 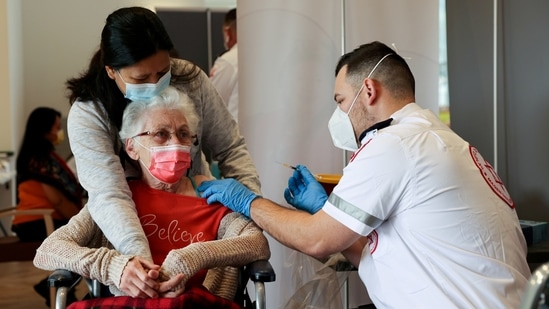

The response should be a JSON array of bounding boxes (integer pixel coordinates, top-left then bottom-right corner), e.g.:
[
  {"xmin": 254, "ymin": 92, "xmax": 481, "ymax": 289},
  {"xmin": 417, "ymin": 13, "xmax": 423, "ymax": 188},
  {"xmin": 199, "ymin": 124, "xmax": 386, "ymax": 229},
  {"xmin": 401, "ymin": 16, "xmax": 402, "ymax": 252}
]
[
  {"xmin": 238, "ymin": 1, "xmax": 345, "ymax": 306},
  {"xmin": 1, "ymin": 0, "xmax": 12, "ymax": 151}
]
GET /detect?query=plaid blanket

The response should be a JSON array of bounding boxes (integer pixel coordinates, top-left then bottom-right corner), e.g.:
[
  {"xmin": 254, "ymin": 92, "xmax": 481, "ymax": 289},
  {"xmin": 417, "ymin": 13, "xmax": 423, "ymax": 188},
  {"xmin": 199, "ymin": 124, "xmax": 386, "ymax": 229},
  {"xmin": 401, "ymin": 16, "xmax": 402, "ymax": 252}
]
[{"xmin": 67, "ymin": 286, "xmax": 244, "ymax": 309}]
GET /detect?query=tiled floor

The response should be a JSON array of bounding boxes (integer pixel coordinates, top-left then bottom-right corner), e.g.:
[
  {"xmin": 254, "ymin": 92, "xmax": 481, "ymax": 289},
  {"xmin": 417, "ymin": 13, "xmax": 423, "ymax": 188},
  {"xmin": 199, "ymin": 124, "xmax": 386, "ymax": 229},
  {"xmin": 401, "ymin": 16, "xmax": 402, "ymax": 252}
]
[{"xmin": 0, "ymin": 261, "xmax": 86, "ymax": 309}]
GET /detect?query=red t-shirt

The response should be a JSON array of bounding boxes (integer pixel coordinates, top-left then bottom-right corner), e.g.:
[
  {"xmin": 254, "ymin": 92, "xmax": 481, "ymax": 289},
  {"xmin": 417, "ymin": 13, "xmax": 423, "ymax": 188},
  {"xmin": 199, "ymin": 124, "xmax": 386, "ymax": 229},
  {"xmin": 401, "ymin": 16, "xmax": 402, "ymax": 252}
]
[{"xmin": 129, "ymin": 179, "xmax": 232, "ymax": 287}]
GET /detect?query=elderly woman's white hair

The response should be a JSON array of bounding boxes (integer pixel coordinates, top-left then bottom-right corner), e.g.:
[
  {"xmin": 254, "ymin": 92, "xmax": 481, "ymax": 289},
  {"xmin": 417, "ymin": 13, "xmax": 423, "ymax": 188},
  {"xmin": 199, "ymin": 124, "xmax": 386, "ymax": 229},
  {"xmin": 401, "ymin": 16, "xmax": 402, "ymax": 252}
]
[{"xmin": 119, "ymin": 86, "xmax": 199, "ymax": 142}]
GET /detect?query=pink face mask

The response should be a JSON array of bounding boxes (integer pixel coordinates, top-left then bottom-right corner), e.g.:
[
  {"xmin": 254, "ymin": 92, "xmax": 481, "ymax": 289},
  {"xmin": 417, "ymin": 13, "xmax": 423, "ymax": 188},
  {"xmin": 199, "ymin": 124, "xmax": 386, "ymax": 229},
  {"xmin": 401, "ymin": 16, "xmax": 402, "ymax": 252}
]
[{"xmin": 144, "ymin": 144, "xmax": 191, "ymax": 184}]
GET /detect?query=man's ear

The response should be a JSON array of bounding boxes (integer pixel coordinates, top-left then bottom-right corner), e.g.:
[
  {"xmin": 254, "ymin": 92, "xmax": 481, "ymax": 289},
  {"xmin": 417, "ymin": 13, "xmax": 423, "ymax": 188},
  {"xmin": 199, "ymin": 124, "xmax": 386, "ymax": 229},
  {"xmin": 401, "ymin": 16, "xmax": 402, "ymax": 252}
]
[
  {"xmin": 223, "ymin": 26, "xmax": 231, "ymax": 39},
  {"xmin": 224, "ymin": 27, "xmax": 237, "ymax": 49},
  {"xmin": 125, "ymin": 138, "xmax": 139, "ymax": 160},
  {"xmin": 105, "ymin": 66, "xmax": 116, "ymax": 80},
  {"xmin": 363, "ymin": 79, "xmax": 378, "ymax": 106}
]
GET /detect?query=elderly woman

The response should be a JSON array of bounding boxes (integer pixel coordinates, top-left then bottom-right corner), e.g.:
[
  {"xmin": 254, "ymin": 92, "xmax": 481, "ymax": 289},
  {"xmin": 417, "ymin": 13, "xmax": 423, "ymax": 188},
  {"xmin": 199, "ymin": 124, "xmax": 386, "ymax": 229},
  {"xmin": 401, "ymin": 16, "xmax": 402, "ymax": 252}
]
[{"xmin": 34, "ymin": 86, "xmax": 270, "ymax": 307}]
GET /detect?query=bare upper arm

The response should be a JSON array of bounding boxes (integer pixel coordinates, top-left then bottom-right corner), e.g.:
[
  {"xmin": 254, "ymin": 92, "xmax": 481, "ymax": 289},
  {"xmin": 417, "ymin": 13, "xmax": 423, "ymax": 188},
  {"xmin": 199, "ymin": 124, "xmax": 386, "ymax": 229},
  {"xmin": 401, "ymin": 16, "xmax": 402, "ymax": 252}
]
[
  {"xmin": 306, "ymin": 210, "xmax": 363, "ymax": 258},
  {"xmin": 41, "ymin": 183, "xmax": 80, "ymax": 219},
  {"xmin": 251, "ymin": 197, "xmax": 362, "ymax": 260},
  {"xmin": 41, "ymin": 183, "xmax": 63, "ymax": 206}
]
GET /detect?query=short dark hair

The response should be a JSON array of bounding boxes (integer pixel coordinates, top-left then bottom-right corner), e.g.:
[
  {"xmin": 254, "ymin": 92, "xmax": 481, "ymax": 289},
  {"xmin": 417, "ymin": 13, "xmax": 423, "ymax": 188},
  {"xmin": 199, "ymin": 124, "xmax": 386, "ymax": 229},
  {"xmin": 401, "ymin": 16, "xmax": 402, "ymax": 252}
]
[
  {"xmin": 224, "ymin": 8, "xmax": 236, "ymax": 27},
  {"xmin": 336, "ymin": 41, "xmax": 415, "ymax": 99}
]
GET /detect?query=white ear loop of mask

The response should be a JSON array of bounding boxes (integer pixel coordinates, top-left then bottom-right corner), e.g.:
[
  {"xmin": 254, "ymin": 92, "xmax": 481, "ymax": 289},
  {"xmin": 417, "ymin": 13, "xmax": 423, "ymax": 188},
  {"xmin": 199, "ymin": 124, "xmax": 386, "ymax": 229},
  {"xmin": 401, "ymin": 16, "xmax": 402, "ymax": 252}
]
[
  {"xmin": 132, "ymin": 136, "xmax": 148, "ymax": 151},
  {"xmin": 367, "ymin": 53, "xmax": 393, "ymax": 79},
  {"xmin": 131, "ymin": 136, "xmax": 150, "ymax": 170},
  {"xmin": 347, "ymin": 53, "xmax": 393, "ymax": 114},
  {"xmin": 390, "ymin": 43, "xmax": 412, "ymax": 61}
]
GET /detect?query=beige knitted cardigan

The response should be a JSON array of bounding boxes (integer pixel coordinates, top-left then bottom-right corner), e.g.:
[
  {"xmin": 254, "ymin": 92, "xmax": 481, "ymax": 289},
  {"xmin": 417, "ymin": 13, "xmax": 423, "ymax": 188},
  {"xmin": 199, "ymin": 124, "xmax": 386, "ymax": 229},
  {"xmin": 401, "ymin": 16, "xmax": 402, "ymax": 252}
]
[{"xmin": 34, "ymin": 206, "xmax": 270, "ymax": 300}]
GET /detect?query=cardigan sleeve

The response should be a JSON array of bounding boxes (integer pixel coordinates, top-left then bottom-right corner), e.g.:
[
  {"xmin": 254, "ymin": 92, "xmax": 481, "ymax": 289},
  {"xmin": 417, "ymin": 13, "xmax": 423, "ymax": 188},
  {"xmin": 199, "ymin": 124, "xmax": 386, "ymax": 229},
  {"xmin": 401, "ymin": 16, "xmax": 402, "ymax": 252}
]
[
  {"xmin": 159, "ymin": 212, "xmax": 270, "ymax": 295},
  {"xmin": 33, "ymin": 206, "xmax": 134, "ymax": 291}
]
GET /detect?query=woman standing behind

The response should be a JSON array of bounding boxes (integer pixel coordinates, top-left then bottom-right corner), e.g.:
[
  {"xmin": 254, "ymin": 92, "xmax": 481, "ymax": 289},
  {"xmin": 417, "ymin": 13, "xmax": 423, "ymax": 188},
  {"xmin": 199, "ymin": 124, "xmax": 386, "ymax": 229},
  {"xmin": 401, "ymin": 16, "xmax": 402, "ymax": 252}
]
[
  {"xmin": 12, "ymin": 107, "xmax": 82, "ymax": 241},
  {"xmin": 66, "ymin": 7, "xmax": 260, "ymax": 262}
]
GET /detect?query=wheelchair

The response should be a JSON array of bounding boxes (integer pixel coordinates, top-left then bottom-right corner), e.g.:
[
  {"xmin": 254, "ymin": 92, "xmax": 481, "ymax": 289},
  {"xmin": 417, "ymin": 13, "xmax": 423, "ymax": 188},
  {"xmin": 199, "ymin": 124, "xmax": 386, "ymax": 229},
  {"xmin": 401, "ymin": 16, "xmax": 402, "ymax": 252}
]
[
  {"xmin": 521, "ymin": 261, "xmax": 549, "ymax": 309},
  {"xmin": 47, "ymin": 259, "xmax": 275, "ymax": 309},
  {"xmin": 0, "ymin": 207, "xmax": 55, "ymax": 262}
]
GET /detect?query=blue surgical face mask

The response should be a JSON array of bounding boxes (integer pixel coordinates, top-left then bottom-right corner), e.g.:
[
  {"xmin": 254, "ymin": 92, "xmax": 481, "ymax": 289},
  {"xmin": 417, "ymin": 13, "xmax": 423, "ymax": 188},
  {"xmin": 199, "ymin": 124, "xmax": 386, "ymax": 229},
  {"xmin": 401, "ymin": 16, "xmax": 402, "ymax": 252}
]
[{"xmin": 118, "ymin": 70, "xmax": 171, "ymax": 101}]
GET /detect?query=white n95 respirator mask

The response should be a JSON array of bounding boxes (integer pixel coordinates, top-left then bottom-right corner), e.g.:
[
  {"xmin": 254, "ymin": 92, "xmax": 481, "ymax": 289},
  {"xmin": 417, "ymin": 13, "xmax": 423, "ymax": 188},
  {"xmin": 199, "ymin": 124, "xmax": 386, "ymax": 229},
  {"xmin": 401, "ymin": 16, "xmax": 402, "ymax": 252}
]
[{"xmin": 328, "ymin": 84, "xmax": 364, "ymax": 152}]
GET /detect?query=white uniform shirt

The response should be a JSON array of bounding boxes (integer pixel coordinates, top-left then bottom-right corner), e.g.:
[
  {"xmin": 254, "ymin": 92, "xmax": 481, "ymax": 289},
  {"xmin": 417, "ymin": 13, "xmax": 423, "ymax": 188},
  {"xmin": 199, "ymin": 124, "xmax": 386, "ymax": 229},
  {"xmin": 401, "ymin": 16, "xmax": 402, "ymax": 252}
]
[
  {"xmin": 323, "ymin": 103, "xmax": 530, "ymax": 308},
  {"xmin": 210, "ymin": 44, "xmax": 238, "ymax": 121}
]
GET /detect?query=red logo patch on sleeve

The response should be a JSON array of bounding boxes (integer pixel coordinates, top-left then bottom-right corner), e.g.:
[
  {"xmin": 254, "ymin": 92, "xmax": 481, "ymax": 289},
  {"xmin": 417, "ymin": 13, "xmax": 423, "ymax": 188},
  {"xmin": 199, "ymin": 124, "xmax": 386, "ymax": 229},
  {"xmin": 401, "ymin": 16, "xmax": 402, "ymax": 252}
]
[
  {"xmin": 367, "ymin": 230, "xmax": 379, "ymax": 254},
  {"xmin": 469, "ymin": 146, "xmax": 514, "ymax": 208}
]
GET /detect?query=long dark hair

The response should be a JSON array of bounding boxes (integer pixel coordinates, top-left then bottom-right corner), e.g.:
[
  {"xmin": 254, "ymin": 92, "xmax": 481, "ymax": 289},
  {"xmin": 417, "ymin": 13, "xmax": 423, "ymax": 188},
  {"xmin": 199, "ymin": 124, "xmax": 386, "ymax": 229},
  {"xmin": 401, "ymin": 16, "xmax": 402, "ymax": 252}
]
[
  {"xmin": 16, "ymin": 107, "xmax": 60, "ymax": 176},
  {"xmin": 66, "ymin": 7, "xmax": 198, "ymax": 130}
]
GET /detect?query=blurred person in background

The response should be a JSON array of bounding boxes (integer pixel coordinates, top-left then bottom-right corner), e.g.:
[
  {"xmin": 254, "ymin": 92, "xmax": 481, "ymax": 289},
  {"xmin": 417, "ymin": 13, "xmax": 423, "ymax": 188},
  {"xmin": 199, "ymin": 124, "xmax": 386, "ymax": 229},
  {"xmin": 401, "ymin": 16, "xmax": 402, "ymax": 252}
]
[
  {"xmin": 210, "ymin": 8, "xmax": 238, "ymax": 121},
  {"xmin": 12, "ymin": 106, "xmax": 82, "ymax": 306},
  {"xmin": 12, "ymin": 106, "xmax": 82, "ymax": 240},
  {"xmin": 208, "ymin": 8, "xmax": 238, "ymax": 178}
]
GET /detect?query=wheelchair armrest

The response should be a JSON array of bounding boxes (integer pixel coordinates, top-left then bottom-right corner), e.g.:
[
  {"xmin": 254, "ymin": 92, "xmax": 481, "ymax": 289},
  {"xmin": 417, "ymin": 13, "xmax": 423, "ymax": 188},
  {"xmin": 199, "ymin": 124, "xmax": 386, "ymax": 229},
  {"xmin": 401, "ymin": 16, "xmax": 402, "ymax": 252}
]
[
  {"xmin": 246, "ymin": 260, "xmax": 276, "ymax": 283},
  {"xmin": 47, "ymin": 269, "xmax": 82, "ymax": 289}
]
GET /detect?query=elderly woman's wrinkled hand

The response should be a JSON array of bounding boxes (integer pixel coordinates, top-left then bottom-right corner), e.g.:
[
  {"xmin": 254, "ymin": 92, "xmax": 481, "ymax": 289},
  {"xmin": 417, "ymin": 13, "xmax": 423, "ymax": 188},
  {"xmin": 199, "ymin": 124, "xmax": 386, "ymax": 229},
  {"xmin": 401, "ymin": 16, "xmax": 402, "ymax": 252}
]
[
  {"xmin": 157, "ymin": 273, "xmax": 186, "ymax": 298},
  {"xmin": 119, "ymin": 256, "xmax": 161, "ymax": 298}
]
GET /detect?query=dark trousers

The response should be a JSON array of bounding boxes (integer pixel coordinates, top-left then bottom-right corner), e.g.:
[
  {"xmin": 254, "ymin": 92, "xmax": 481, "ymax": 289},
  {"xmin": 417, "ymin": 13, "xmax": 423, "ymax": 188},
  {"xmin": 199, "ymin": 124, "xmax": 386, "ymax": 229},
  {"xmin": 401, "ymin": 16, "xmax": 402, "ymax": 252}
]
[{"xmin": 11, "ymin": 218, "xmax": 68, "ymax": 242}]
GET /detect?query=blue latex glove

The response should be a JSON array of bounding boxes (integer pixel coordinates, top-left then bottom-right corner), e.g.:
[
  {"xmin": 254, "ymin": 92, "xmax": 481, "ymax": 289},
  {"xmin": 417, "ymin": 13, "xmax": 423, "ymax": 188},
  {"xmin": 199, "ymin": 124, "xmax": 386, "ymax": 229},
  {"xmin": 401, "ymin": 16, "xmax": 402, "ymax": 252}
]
[
  {"xmin": 198, "ymin": 179, "xmax": 258, "ymax": 218},
  {"xmin": 284, "ymin": 164, "xmax": 328, "ymax": 214}
]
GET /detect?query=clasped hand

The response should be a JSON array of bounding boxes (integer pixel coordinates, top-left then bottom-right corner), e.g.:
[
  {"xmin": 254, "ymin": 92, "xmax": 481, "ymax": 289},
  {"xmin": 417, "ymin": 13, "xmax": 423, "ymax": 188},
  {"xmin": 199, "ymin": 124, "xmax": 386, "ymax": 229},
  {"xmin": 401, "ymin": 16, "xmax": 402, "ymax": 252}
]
[{"xmin": 119, "ymin": 256, "xmax": 185, "ymax": 298}]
